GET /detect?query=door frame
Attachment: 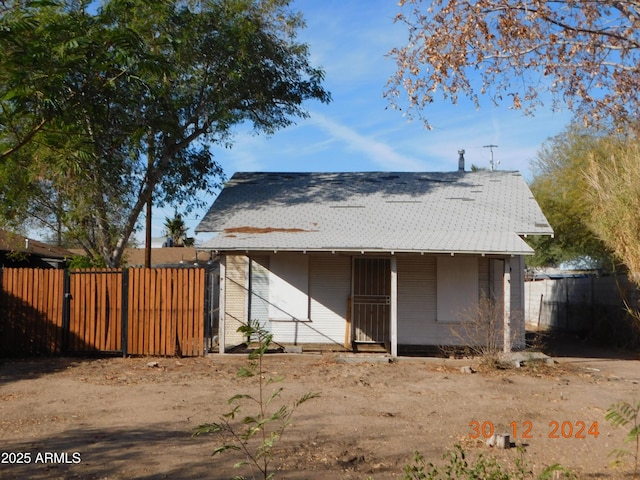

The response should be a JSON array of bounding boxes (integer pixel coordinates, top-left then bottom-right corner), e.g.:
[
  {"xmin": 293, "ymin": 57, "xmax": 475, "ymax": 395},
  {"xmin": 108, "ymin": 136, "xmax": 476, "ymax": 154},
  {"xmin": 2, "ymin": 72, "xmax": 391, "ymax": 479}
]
[{"xmin": 351, "ymin": 256, "xmax": 391, "ymax": 346}]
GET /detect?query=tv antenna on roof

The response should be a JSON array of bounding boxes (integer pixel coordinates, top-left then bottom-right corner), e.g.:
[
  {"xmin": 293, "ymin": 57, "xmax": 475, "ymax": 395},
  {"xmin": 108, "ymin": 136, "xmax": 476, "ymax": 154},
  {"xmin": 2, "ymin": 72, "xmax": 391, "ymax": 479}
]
[{"xmin": 483, "ymin": 144, "xmax": 499, "ymax": 171}]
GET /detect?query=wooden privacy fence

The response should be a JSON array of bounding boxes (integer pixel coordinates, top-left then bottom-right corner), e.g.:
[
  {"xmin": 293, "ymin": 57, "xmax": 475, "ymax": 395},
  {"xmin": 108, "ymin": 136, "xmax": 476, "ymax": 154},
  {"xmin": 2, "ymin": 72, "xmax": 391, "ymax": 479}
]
[
  {"xmin": 69, "ymin": 268, "xmax": 123, "ymax": 354},
  {"xmin": 0, "ymin": 267, "xmax": 210, "ymax": 357},
  {"xmin": 0, "ymin": 268, "xmax": 65, "ymax": 356}
]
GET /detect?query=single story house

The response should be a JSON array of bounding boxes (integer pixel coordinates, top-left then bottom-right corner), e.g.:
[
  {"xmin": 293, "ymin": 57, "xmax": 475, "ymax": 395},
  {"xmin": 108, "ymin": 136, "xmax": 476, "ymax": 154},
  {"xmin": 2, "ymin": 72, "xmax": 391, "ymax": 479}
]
[
  {"xmin": 0, "ymin": 230, "xmax": 72, "ymax": 269},
  {"xmin": 196, "ymin": 163, "xmax": 553, "ymax": 356}
]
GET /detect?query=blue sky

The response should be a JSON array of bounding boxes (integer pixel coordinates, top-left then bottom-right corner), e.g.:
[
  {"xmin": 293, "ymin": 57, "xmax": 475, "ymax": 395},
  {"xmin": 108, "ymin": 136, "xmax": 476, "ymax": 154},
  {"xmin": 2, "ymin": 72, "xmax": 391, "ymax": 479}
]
[{"xmin": 152, "ymin": 0, "xmax": 574, "ymax": 245}]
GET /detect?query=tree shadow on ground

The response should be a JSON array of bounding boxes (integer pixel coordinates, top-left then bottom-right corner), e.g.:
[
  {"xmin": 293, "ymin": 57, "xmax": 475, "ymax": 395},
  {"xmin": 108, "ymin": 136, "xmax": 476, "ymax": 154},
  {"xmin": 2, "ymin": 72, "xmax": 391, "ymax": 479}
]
[
  {"xmin": 0, "ymin": 287, "xmax": 118, "ymax": 371},
  {"xmin": 0, "ymin": 357, "xmax": 106, "ymax": 386},
  {"xmin": 1, "ymin": 421, "xmax": 340, "ymax": 480},
  {"xmin": 530, "ymin": 330, "xmax": 640, "ymax": 360},
  {"xmin": 1, "ymin": 424, "xmax": 220, "ymax": 480}
]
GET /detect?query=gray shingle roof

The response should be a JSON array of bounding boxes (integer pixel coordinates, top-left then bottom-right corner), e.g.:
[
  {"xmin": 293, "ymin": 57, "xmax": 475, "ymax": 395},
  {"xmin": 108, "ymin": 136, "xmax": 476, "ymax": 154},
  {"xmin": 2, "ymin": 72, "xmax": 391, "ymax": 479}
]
[{"xmin": 196, "ymin": 171, "xmax": 553, "ymax": 255}]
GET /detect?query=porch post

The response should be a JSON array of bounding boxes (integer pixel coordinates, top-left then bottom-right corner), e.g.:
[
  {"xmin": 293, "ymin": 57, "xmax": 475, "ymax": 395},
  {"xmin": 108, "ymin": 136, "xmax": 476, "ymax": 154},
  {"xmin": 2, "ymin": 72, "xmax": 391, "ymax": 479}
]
[
  {"xmin": 503, "ymin": 257, "xmax": 512, "ymax": 353},
  {"xmin": 390, "ymin": 255, "xmax": 398, "ymax": 357},
  {"xmin": 218, "ymin": 254, "xmax": 226, "ymax": 354}
]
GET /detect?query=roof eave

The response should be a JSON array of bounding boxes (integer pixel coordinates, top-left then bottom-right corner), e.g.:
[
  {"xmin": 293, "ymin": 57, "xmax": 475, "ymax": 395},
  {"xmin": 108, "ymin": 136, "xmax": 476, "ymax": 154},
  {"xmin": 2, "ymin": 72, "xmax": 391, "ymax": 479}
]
[
  {"xmin": 205, "ymin": 246, "xmax": 535, "ymax": 256},
  {"xmin": 517, "ymin": 231, "xmax": 554, "ymax": 237}
]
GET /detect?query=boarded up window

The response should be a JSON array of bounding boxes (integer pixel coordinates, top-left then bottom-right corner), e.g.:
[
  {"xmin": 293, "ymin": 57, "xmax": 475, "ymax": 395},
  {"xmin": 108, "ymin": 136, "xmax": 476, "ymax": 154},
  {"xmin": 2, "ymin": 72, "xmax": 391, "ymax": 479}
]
[
  {"xmin": 436, "ymin": 256, "xmax": 478, "ymax": 322},
  {"xmin": 250, "ymin": 257, "xmax": 270, "ymax": 331},
  {"xmin": 269, "ymin": 254, "xmax": 309, "ymax": 321}
]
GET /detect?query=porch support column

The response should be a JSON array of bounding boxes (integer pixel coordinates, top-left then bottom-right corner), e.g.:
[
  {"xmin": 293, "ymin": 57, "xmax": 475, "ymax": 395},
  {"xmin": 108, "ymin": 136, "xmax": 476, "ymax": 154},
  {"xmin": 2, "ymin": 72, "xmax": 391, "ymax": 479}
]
[
  {"xmin": 218, "ymin": 254, "xmax": 226, "ymax": 354},
  {"xmin": 503, "ymin": 257, "xmax": 511, "ymax": 353},
  {"xmin": 390, "ymin": 255, "xmax": 398, "ymax": 357}
]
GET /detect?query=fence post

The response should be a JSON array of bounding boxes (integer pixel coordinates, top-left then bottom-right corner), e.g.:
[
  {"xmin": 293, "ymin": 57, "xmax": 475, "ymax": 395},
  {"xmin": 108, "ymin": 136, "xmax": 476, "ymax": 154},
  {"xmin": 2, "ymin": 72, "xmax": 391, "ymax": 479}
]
[
  {"xmin": 121, "ymin": 268, "xmax": 129, "ymax": 357},
  {"xmin": 537, "ymin": 293, "xmax": 543, "ymax": 329},
  {"xmin": 219, "ymin": 256, "xmax": 226, "ymax": 354},
  {"xmin": 61, "ymin": 270, "xmax": 71, "ymax": 354},
  {"xmin": 204, "ymin": 266, "xmax": 213, "ymax": 353},
  {"xmin": 0, "ymin": 268, "xmax": 3, "ymax": 347},
  {"xmin": 503, "ymin": 258, "xmax": 512, "ymax": 353},
  {"xmin": 565, "ymin": 280, "xmax": 570, "ymax": 331},
  {"xmin": 590, "ymin": 275, "xmax": 595, "ymax": 331}
]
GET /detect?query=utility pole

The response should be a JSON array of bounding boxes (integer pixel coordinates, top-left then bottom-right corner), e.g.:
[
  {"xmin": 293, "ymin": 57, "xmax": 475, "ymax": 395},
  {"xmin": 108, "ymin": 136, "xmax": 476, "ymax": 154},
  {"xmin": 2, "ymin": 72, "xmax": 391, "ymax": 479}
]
[
  {"xmin": 145, "ymin": 132, "xmax": 154, "ymax": 269},
  {"xmin": 483, "ymin": 144, "xmax": 499, "ymax": 171}
]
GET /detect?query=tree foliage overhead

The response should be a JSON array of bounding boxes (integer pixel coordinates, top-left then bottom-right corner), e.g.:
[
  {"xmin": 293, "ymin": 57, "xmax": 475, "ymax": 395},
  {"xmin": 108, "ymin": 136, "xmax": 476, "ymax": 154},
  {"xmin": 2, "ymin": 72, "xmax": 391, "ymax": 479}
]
[
  {"xmin": 387, "ymin": 0, "xmax": 640, "ymax": 128},
  {"xmin": 0, "ymin": 0, "xmax": 330, "ymax": 266},
  {"xmin": 527, "ymin": 124, "xmax": 615, "ymax": 268}
]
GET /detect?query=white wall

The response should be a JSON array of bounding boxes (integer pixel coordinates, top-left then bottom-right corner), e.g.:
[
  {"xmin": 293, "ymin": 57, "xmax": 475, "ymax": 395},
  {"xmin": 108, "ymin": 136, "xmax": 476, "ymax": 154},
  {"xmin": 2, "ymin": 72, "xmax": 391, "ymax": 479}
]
[
  {"xmin": 397, "ymin": 255, "xmax": 436, "ymax": 344},
  {"xmin": 271, "ymin": 253, "xmax": 350, "ymax": 344},
  {"xmin": 436, "ymin": 256, "xmax": 479, "ymax": 323},
  {"xmin": 511, "ymin": 255, "xmax": 526, "ymax": 349},
  {"xmin": 223, "ymin": 254, "xmax": 248, "ymax": 347},
  {"xmin": 396, "ymin": 254, "xmax": 525, "ymax": 349},
  {"xmin": 398, "ymin": 255, "xmax": 486, "ymax": 345},
  {"xmin": 268, "ymin": 253, "xmax": 309, "ymax": 321},
  {"xmin": 224, "ymin": 252, "xmax": 526, "ymax": 349}
]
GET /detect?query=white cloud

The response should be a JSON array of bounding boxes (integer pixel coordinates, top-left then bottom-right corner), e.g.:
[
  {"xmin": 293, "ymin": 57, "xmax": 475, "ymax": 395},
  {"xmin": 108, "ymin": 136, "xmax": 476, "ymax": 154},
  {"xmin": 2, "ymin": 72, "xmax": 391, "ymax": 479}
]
[
  {"xmin": 310, "ymin": 112, "xmax": 428, "ymax": 171},
  {"xmin": 218, "ymin": 134, "xmax": 266, "ymax": 172}
]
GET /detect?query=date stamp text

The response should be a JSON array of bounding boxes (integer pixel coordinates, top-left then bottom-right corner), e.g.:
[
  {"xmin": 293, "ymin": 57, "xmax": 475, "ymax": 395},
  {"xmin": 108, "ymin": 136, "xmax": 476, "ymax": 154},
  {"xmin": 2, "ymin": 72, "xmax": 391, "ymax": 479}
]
[
  {"xmin": 1, "ymin": 451, "xmax": 81, "ymax": 465},
  {"xmin": 469, "ymin": 420, "xmax": 599, "ymax": 439}
]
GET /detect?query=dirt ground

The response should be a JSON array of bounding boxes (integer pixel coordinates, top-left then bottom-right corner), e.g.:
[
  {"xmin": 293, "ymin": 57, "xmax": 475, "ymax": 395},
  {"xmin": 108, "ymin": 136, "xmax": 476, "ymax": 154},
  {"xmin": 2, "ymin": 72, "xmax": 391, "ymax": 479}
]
[{"xmin": 1, "ymin": 334, "xmax": 639, "ymax": 480}]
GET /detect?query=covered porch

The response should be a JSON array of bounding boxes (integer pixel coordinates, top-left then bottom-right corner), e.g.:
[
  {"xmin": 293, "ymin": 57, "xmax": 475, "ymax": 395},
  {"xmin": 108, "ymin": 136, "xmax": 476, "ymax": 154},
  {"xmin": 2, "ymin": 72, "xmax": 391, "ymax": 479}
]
[{"xmin": 214, "ymin": 250, "xmax": 524, "ymax": 356}]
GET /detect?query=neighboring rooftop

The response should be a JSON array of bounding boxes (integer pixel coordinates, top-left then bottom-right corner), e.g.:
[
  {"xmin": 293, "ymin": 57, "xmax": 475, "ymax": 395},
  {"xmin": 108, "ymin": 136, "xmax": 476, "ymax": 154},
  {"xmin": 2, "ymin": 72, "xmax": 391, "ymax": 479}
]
[
  {"xmin": 0, "ymin": 230, "xmax": 73, "ymax": 268},
  {"xmin": 196, "ymin": 171, "xmax": 553, "ymax": 255},
  {"xmin": 67, "ymin": 247, "xmax": 213, "ymax": 267},
  {"xmin": 122, "ymin": 247, "xmax": 212, "ymax": 267}
]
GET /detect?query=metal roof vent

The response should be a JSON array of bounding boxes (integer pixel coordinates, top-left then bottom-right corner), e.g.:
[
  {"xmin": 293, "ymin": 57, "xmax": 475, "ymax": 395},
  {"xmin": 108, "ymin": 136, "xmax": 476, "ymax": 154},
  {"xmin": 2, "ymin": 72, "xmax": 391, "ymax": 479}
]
[{"xmin": 458, "ymin": 149, "xmax": 465, "ymax": 172}]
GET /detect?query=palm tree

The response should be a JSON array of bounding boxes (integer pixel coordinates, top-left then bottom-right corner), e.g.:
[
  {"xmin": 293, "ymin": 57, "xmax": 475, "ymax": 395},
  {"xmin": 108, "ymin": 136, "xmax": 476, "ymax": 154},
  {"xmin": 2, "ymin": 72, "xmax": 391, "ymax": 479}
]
[{"xmin": 163, "ymin": 212, "xmax": 190, "ymax": 247}]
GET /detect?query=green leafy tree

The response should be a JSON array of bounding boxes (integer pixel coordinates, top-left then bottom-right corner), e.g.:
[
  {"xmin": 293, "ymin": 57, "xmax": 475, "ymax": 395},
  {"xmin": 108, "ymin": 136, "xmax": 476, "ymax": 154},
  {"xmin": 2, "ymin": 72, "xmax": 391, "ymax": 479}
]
[
  {"xmin": 0, "ymin": 0, "xmax": 330, "ymax": 266},
  {"xmin": 527, "ymin": 124, "xmax": 615, "ymax": 268},
  {"xmin": 529, "ymin": 127, "xmax": 640, "ymax": 334},
  {"xmin": 387, "ymin": 0, "xmax": 640, "ymax": 128},
  {"xmin": 585, "ymin": 139, "xmax": 640, "ymax": 285},
  {"xmin": 68, "ymin": 254, "xmax": 107, "ymax": 270}
]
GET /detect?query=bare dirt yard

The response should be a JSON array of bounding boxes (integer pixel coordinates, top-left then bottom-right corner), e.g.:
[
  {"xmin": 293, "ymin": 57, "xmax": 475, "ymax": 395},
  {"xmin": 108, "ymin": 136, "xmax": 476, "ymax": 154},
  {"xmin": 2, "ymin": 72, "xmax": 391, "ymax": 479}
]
[{"xmin": 1, "ymin": 335, "xmax": 639, "ymax": 480}]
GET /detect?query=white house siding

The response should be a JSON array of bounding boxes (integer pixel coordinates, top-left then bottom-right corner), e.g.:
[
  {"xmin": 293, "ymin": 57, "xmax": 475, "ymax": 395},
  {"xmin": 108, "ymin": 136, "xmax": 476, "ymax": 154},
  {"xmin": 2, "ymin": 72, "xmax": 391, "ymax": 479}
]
[
  {"xmin": 268, "ymin": 253, "xmax": 309, "ymax": 321},
  {"xmin": 223, "ymin": 252, "xmax": 526, "ymax": 350},
  {"xmin": 397, "ymin": 255, "xmax": 525, "ymax": 348},
  {"xmin": 224, "ymin": 254, "xmax": 248, "ymax": 346},
  {"xmin": 510, "ymin": 255, "xmax": 526, "ymax": 349},
  {"xmin": 397, "ymin": 255, "xmax": 436, "ymax": 345},
  {"xmin": 479, "ymin": 257, "xmax": 490, "ymax": 297},
  {"xmin": 436, "ymin": 256, "xmax": 480, "ymax": 323},
  {"xmin": 295, "ymin": 254, "xmax": 351, "ymax": 345},
  {"xmin": 398, "ymin": 255, "xmax": 487, "ymax": 345},
  {"xmin": 267, "ymin": 253, "xmax": 314, "ymax": 343},
  {"xmin": 249, "ymin": 256, "xmax": 270, "ymax": 332},
  {"xmin": 269, "ymin": 253, "xmax": 349, "ymax": 344}
]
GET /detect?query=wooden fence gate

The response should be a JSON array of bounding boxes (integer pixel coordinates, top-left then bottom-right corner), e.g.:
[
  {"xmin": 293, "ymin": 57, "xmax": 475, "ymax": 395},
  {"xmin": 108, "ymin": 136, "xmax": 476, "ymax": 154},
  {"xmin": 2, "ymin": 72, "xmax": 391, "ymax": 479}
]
[{"xmin": 0, "ymin": 267, "xmax": 211, "ymax": 357}]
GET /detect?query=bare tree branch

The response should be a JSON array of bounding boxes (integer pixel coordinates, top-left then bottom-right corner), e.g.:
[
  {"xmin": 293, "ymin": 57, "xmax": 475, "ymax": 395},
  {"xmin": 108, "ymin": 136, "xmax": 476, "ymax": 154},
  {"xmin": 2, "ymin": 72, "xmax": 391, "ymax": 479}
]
[{"xmin": 389, "ymin": 0, "xmax": 640, "ymax": 127}]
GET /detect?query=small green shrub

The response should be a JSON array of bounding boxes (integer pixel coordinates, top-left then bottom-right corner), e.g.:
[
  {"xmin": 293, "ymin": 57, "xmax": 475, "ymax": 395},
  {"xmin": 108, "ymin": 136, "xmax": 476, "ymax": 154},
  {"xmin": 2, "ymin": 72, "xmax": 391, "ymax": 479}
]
[
  {"xmin": 193, "ymin": 323, "xmax": 318, "ymax": 480},
  {"xmin": 401, "ymin": 444, "xmax": 576, "ymax": 480},
  {"xmin": 606, "ymin": 399, "xmax": 640, "ymax": 479}
]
